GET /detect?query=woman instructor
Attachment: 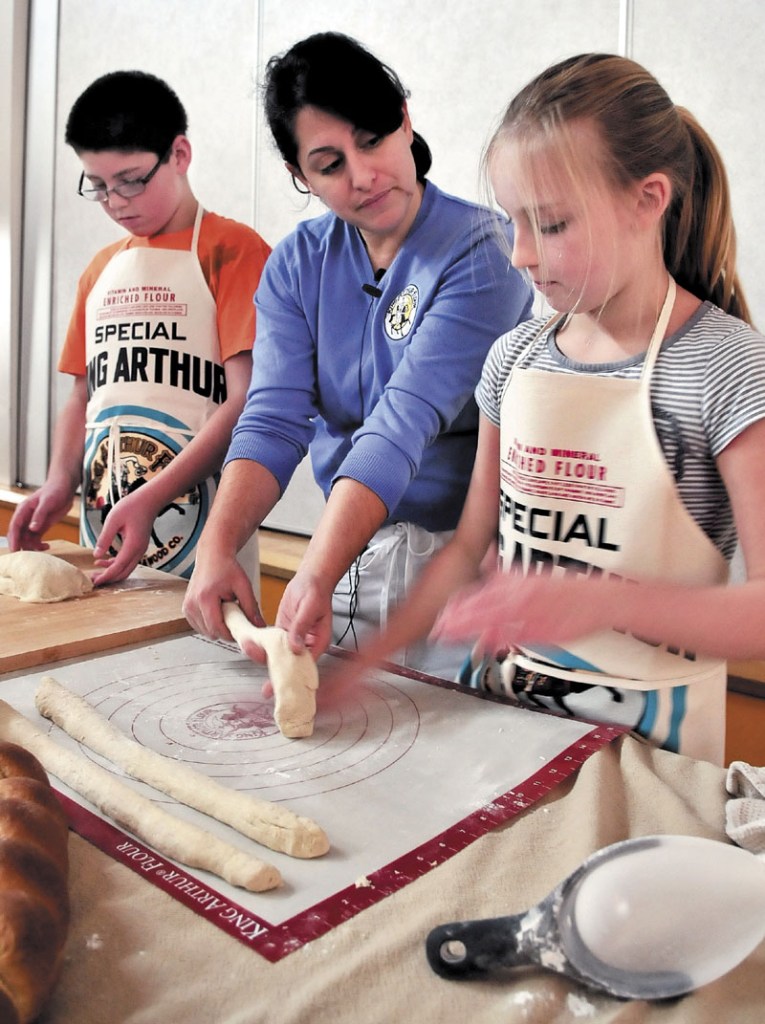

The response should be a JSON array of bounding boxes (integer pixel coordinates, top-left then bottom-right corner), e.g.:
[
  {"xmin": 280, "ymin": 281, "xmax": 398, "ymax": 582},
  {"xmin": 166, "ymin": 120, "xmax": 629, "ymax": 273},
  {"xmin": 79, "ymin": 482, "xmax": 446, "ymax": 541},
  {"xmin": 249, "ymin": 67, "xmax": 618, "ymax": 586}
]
[{"xmin": 183, "ymin": 32, "xmax": 532, "ymax": 677}]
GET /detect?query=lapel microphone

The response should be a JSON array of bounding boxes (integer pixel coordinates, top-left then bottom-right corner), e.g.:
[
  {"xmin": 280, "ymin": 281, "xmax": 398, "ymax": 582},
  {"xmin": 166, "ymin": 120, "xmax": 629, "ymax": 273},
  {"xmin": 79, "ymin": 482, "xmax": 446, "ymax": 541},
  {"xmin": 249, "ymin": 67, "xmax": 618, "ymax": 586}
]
[{"xmin": 361, "ymin": 267, "xmax": 386, "ymax": 298}]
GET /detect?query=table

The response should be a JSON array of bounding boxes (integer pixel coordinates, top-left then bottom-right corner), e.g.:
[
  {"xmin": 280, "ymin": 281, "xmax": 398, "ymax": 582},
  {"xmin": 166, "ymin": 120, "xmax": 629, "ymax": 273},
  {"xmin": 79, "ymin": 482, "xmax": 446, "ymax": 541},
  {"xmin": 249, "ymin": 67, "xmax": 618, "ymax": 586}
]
[
  {"xmin": 4, "ymin": 545, "xmax": 761, "ymax": 1021},
  {"xmin": 40, "ymin": 735, "xmax": 765, "ymax": 1024}
]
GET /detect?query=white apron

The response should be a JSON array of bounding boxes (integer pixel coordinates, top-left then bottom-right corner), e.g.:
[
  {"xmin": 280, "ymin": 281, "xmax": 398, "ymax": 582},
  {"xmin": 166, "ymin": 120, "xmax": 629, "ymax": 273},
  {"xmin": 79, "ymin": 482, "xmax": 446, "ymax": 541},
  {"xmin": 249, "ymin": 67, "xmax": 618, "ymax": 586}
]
[
  {"xmin": 465, "ymin": 280, "xmax": 728, "ymax": 763},
  {"xmin": 80, "ymin": 206, "xmax": 258, "ymax": 582},
  {"xmin": 332, "ymin": 522, "xmax": 472, "ymax": 679}
]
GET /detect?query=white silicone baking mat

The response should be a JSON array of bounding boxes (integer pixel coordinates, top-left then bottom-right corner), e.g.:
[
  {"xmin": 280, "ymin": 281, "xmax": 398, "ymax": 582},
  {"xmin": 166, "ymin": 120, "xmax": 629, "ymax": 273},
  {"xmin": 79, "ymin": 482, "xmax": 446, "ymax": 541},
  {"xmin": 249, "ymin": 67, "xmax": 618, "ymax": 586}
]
[{"xmin": 2, "ymin": 634, "xmax": 623, "ymax": 959}]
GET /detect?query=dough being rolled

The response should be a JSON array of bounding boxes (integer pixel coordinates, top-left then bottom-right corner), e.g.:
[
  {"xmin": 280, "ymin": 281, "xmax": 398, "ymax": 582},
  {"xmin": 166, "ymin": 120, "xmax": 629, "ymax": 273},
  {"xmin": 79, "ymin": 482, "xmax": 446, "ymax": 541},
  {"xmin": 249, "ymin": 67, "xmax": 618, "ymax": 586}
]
[
  {"xmin": 222, "ymin": 603, "xmax": 318, "ymax": 738},
  {"xmin": 35, "ymin": 676, "xmax": 328, "ymax": 859},
  {"xmin": 0, "ymin": 701, "xmax": 281, "ymax": 893},
  {"xmin": 0, "ymin": 551, "xmax": 93, "ymax": 603}
]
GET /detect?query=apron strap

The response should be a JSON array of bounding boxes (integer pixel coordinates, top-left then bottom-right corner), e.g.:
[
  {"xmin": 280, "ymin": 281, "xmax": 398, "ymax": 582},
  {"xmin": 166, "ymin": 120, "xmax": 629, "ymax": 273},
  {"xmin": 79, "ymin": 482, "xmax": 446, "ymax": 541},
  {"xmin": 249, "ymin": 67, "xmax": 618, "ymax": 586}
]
[
  {"xmin": 512, "ymin": 277, "xmax": 676, "ymax": 382},
  {"xmin": 191, "ymin": 204, "xmax": 204, "ymax": 257},
  {"xmin": 640, "ymin": 276, "xmax": 676, "ymax": 386}
]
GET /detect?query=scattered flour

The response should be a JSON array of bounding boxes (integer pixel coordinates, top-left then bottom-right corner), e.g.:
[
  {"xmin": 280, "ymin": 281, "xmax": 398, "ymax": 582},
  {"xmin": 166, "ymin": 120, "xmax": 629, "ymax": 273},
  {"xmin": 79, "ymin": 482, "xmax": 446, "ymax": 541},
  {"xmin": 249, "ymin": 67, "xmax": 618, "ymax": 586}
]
[
  {"xmin": 567, "ymin": 991, "xmax": 596, "ymax": 1017},
  {"xmin": 510, "ymin": 990, "xmax": 535, "ymax": 1006}
]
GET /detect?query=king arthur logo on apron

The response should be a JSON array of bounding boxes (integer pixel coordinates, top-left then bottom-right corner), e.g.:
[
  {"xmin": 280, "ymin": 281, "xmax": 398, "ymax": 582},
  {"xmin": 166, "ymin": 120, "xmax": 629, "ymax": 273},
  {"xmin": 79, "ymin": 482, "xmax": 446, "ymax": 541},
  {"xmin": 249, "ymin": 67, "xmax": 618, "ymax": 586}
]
[
  {"xmin": 80, "ymin": 206, "xmax": 244, "ymax": 579},
  {"xmin": 490, "ymin": 278, "xmax": 728, "ymax": 762},
  {"xmin": 82, "ymin": 410, "xmax": 211, "ymax": 577}
]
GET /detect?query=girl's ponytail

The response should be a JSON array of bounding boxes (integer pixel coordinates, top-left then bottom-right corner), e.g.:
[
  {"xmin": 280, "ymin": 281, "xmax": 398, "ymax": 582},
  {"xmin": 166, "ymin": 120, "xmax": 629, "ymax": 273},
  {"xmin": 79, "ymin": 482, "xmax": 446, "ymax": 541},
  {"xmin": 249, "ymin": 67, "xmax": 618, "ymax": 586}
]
[
  {"xmin": 668, "ymin": 110, "xmax": 750, "ymax": 323},
  {"xmin": 487, "ymin": 53, "xmax": 753, "ymax": 326}
]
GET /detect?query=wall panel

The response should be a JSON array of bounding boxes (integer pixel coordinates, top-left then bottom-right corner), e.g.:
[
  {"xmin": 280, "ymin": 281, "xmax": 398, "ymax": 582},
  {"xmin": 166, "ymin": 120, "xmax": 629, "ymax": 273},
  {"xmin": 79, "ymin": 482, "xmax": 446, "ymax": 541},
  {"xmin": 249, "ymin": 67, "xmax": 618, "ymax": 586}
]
[
  {"xmin": 631, "ymin": 0, "xmax": 765, "ymax": 327},
  {"xmin": 254, "ymin": 0, "xmax": 620, "ymax": 248},
  {"xmin": 15, "ymin": 0, "xmax": 765, "ymax": 535}
]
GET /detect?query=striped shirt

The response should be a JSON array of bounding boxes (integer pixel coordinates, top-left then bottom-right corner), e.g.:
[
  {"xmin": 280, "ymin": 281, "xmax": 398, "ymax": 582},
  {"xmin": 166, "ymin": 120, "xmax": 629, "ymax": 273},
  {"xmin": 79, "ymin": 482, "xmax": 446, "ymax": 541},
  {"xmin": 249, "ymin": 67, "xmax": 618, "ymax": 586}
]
[{"xmin": 476, "ymin": 301, "xmax": 765, "ymax": 560}]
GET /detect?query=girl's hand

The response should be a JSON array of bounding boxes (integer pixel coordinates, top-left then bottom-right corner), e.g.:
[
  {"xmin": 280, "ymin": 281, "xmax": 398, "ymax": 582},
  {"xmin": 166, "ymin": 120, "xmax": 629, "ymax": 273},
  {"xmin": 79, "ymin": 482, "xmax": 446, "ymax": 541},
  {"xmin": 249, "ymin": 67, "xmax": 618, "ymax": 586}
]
[{"xmin": 430, "ymin": 570, "xmax": 621, "ymax": 654}]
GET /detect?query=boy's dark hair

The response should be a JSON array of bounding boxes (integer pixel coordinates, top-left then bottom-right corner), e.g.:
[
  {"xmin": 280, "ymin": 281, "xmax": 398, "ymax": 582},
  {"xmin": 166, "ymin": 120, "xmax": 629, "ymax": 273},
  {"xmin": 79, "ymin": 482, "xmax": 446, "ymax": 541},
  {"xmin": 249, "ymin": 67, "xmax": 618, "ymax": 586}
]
[
  {"xmin": 65, "ymin": 70, "xmax": 188, "ymax": 155},
  {"xmin": 264, "ymin": 32, "xmax": 432, "ymax": 180}
]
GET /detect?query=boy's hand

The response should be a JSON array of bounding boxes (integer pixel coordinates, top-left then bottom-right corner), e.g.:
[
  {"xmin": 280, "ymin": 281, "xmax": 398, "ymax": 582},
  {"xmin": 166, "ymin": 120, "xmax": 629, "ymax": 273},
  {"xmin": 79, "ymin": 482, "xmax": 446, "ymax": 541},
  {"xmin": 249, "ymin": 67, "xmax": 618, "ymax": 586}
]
[
  {"xmin": 90, "ymin": 491, "xmax": 158, "ymax": 585},
  {"xmin": 7, "ymin": 485, "xmax": 76, "ymax": 552}
]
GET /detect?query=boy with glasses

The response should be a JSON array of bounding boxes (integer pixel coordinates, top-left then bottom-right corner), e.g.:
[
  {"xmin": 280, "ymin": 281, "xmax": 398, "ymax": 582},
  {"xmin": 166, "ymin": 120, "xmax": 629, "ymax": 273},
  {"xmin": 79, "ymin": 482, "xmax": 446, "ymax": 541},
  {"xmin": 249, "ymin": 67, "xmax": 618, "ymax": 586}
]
[{"xmin": 9, "ymin": 70, "xmax": 271, "ymax": 584}]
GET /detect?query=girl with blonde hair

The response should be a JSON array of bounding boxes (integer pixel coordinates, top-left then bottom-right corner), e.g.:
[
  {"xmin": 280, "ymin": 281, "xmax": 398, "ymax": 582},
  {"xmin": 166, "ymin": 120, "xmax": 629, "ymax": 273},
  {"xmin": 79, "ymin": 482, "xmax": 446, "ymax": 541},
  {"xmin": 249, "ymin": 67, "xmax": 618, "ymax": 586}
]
[{"xmin": 349, "ymin": 53, "xmax": 765, "ymax": 764}]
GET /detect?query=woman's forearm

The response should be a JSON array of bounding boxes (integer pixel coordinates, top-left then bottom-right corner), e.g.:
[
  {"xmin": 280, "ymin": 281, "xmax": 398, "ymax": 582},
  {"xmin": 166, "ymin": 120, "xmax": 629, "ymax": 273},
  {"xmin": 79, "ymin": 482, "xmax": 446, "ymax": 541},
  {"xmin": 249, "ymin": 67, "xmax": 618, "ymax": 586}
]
[{"xmin": 296, "ymin": 478, "xmax": 388, "ymax": 593}]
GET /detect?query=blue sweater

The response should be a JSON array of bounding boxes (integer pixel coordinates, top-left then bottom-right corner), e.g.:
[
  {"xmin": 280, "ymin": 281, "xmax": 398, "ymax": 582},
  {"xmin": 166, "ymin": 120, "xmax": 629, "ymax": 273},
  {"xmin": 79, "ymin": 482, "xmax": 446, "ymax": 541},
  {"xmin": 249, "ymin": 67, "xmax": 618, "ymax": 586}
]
[{"xmin": 227, "ymin": 181, "xmax": 533, "ymax": 531}]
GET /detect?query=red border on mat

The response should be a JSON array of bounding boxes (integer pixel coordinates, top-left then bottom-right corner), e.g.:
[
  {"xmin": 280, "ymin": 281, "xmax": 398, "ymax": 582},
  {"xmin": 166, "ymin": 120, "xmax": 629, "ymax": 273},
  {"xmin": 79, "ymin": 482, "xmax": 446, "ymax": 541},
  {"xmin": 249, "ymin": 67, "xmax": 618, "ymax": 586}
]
[{"xmin": 55, "ymin": 721, "xmax": 624, "ymax": 961}]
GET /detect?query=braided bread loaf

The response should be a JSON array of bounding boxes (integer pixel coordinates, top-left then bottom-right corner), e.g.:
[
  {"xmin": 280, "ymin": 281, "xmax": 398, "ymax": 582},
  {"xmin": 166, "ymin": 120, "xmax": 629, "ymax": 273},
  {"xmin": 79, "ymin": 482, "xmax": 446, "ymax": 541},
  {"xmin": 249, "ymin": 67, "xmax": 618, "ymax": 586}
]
[{"xmin": 0, "ymin": 741, "xmax": 69, "ymax": 1024}]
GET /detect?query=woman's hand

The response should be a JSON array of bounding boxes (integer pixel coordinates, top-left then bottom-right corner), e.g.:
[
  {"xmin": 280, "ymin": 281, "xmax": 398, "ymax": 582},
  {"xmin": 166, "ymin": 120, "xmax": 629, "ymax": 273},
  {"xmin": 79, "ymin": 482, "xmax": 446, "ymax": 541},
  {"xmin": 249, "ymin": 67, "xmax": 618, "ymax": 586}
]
[
  {"xmin": 183, "ymin": 549, "xmax": 265, "ymax": 658},
  {"xmin": 276, "ymin": 570, "xmax": 336, "ymax": 661}
]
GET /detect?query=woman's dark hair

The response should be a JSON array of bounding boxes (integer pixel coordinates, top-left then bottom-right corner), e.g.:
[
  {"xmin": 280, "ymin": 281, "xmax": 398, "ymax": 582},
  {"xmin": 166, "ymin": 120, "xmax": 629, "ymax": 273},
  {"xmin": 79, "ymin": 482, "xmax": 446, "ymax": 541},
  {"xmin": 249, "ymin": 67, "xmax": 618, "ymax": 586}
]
[
  {"xmin": 263, "ymin": 32, "xmax": 432, "ymax": 181},
  {"xmin": 65, "ymin": 70, "xmax": 188, "ymax": 156}
]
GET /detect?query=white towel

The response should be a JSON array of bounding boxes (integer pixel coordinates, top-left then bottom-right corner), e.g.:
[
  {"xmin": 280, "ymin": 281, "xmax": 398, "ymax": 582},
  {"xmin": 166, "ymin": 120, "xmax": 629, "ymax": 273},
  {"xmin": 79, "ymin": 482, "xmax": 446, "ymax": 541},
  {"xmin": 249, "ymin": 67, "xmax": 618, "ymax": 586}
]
[{"xmin": 726, "ymin": 761, "xmax": 765, "ymax": 857}]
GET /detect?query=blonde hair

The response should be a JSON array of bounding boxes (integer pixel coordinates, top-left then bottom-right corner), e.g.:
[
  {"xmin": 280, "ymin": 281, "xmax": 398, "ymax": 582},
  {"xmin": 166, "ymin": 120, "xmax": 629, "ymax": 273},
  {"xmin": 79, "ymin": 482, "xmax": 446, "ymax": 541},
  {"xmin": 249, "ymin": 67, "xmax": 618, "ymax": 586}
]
[{"xmin": 486, "ymin": 53, "xmax": 751, "ymax": 324}]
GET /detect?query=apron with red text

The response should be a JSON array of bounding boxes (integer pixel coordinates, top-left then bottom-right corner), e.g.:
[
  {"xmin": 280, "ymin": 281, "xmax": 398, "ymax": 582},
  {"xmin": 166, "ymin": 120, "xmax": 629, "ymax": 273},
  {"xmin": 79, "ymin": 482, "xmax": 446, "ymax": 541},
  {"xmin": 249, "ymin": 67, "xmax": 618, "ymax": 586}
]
[
  {"xmin": 463, "ymin": 280, "xmax": 728, "ymax": 763},
  {"xmin": 81, "ymin": 205, "xmax": 258, "ymax": 581}
]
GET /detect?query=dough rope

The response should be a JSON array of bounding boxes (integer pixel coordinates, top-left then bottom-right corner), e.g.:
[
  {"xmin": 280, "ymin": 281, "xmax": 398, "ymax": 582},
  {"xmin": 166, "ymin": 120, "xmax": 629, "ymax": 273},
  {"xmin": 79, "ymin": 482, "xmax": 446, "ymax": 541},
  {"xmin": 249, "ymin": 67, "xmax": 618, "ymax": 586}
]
[
  {"xmin": 0, "ymin": 701, "xmax": 280, "ymax": 893},
  {"xmin": 35, "ymin": 676, "xmax": 328, "ymax": 859},
  {"xmin": 222, "ymin": 602, "xmax": 318, "ymax": 738}
]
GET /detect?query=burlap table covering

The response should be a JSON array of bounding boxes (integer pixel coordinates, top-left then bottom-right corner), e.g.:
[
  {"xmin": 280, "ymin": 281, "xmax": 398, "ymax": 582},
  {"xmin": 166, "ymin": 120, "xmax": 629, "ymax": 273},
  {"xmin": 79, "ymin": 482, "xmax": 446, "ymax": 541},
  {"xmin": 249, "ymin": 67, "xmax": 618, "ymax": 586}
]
[{"xmin": 41, "ymin": 735, "xmax": 765, "ymax": 1023}]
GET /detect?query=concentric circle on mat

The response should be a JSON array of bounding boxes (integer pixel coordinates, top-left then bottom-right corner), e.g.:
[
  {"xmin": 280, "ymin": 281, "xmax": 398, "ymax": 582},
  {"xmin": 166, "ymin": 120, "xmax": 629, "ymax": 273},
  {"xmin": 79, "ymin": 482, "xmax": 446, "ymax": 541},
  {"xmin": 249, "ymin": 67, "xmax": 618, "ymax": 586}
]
[{"xmin": 52, "ymin": 661, "xmax": 420, "ymax": 803}]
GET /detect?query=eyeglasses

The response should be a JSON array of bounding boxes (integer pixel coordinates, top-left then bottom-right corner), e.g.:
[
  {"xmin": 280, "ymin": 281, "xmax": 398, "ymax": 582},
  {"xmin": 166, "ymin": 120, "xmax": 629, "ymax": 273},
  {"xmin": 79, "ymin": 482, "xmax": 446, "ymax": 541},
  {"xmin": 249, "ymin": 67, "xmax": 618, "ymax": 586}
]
[{"xmin": 77, "ymin": 147, "xmax": 171, "ymax": 202}]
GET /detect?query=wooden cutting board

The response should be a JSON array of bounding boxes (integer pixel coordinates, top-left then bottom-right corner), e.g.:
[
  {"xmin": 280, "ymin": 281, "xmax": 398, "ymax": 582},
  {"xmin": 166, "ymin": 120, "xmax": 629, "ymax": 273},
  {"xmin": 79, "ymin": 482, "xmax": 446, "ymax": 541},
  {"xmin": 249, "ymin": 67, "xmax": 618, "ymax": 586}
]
[{"xmin": 0, "ymin": 541, "xmax": 192, "ymax": 673}]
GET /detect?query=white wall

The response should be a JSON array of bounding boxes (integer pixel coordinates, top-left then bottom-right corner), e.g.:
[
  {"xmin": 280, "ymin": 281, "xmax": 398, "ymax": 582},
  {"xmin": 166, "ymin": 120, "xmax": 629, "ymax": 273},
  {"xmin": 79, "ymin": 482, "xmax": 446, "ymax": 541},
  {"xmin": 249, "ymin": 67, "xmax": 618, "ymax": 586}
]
[
  {"xmin": 12, "ymin": 0, "xmax": 765, "ymax": 533},
  {"xmin": 0, "ymin": 1, "xmax": 29, "ymax": 487}
]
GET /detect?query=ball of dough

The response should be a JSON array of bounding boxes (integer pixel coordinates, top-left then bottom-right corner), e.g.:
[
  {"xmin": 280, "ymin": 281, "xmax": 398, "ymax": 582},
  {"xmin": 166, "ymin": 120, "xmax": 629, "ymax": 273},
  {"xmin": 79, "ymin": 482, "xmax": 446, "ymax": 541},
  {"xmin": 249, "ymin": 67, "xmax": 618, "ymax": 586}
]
[{"xmin": 0, "ymin": 552, "xmax": 94, "ymax": 603}]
